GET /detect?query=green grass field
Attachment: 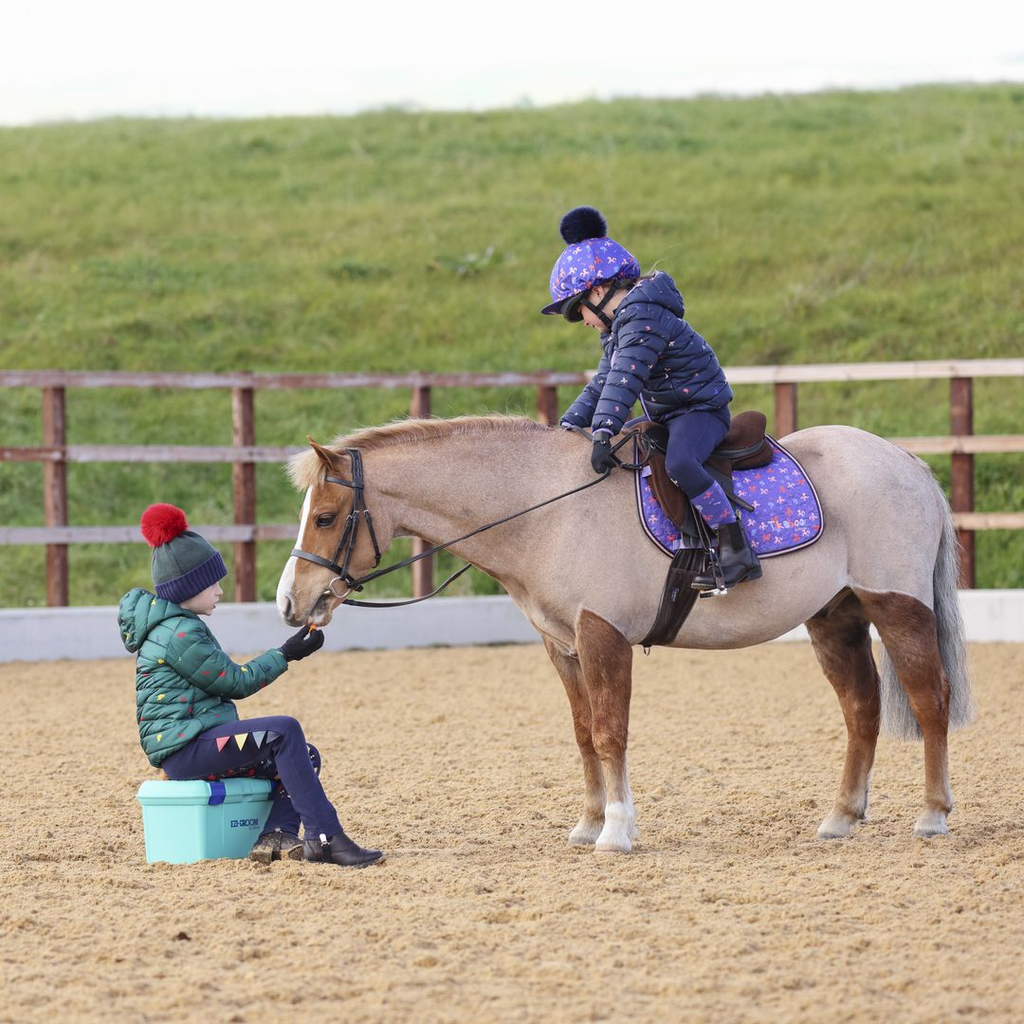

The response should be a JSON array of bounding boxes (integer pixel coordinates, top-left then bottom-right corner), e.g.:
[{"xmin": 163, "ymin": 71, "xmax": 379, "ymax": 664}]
[{"xmin": 1, "ymin": 84, "xmax": 1021, "ymax": 605}]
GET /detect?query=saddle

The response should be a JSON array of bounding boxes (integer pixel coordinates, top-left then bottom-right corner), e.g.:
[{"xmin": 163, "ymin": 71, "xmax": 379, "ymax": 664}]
[
  {"xmin": 634, "ymin": 410, "xmax": 773, "ymax": 650},
  {"xmin": 636, "ymin": 410, "xmax": 774, "ymax": 534}
]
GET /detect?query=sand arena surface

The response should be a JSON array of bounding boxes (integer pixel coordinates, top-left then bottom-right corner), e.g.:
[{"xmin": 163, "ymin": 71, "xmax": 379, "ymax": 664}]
[{"xmin": 2, "ymin": 641, "xmax": 1023, "ymax": 1023}]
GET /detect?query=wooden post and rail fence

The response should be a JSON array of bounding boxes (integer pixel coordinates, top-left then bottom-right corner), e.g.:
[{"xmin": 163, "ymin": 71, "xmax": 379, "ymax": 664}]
[{"xmin": 2, "ymin": 359, "xmax": 1022, "ymax": 606}]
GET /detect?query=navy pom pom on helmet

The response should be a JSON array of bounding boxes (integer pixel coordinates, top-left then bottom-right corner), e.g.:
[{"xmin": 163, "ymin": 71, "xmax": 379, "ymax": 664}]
[
  {"xmin": 559, "ymin": 206, "xmax": 607, "ymax": 245},
  {"xmin": 541, "ymin": 206, "xmax": 640, "ymax": 321}
]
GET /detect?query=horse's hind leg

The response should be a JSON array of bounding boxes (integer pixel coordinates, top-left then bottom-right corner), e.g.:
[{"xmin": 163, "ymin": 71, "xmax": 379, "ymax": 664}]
[
  {"xmin": 575, "ymin": 609, "xmax": 636, "ymax": 853},
  {"xmin": 855, "ymin": 590, "xmax": 954, "ymax": 837},
  {"xmin": 543, "ymin": 636, "xmax": 606, "ymax": 845},
  {"xmin": 806, "ymin": 593, "xmax": 881, "ymax": 839}
]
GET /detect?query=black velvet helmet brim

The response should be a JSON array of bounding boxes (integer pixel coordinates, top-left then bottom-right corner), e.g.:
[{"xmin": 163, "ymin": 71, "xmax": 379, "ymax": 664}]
[{"xmin": 540, "ymin": 292, "xmax": 585, "ymax": 320}]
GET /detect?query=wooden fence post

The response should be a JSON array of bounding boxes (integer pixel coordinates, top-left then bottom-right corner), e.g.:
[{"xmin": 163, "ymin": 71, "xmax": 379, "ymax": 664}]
[
  {"xmin": 232, "ymin": 385, "xmax": 257, "ymax": 602},
  {"xmin": 409, "ymin": 385, "xmax": 433, "ymax": 598},
  {"xmin": 536, "ymin": 384, "xmax": 559, "ymax": 426},
  {"xmin": 773, "ymin": 382, "xmax": 798, "ymax": 439},
  {"xmin": 42, "ymin": 386, "xmax": 69, "ymax": 606},
  {"xmin": 950, "ymin": 377, "xmax": 975, "ymax": 588}
]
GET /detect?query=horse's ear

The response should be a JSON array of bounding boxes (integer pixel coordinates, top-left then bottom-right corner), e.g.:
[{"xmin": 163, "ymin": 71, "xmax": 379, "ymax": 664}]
[{"xmin": 307, "ymin": 436, "xmax": 338, "ymax": 471}]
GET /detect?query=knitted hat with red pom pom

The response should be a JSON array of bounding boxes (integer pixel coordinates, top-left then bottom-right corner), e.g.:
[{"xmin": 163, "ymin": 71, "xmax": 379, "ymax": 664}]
[{"xmin": 140, "ymin": 504, "xmax": 227, "ymax": 604}]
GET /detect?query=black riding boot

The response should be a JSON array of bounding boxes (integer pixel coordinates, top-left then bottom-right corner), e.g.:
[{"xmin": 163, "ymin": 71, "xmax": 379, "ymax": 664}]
[
  {"xmin": 303, "ymin": 828, "xmax": 384, "ymax": 868},
  {"xmin": 692, "ymin": 520, "xmax": 763, "ymax": 591},
  {"xmin": 250, "ymin": 829, "xmax": 304, "ymax": 864}
]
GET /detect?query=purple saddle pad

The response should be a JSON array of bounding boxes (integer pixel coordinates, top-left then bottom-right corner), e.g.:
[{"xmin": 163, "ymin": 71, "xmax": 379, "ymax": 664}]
[{"xmin": 636, "ymin": 438, "xmax": 824, "ymax": 558}]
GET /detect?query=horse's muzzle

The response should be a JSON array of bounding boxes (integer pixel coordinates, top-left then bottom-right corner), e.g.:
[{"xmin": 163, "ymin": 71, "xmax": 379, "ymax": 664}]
[{"xmin": 278, "ymin": 595, "xmax": 302, "ymax": 628}]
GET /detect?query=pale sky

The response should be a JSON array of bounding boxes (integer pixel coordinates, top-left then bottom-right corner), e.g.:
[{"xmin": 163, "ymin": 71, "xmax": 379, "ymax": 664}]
[{"xmin": 2, "ymin": 0, "xmax": 1023, "ymax": 125}]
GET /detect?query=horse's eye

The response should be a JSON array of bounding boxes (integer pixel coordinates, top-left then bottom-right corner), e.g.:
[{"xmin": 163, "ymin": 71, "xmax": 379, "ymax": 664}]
[{"xmin": 315, "ymin": 513, "xmax": 337, "ymax": 528}]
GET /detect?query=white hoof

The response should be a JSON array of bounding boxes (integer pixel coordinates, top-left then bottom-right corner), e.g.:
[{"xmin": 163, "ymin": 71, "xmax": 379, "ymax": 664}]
[
  {"xmin": 594, "ymin": 802, "xmax": 633, "ymax": 853},
  {"xmin": 913, "ymin": 810, "xmax": 949, "ymax": 838},
  {"xmin": 595, "ymin": 833, "xmax": 632, "ymax": 854},
  {"xmin": 817, "ymin": 812, "xmax": 858, "ymax": 839},
  {"xmin": 567, "ymin": 816, "xmax": 604, "ymax": 846}
]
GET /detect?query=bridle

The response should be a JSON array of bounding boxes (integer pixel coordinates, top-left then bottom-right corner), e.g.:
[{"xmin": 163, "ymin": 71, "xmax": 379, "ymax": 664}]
[
  {"xmin": 289, "ymin": 431, "xmax": 645, "ymax": 610},
  {"xmin": 289, "ymin": 448, "xmax": 388, "ymax": 602}
]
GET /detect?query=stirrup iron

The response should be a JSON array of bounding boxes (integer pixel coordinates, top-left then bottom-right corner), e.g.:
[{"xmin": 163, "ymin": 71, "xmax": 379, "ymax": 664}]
[{"xmin": 694, "ymin": 549, "xmax": 728, "ymax": 597}]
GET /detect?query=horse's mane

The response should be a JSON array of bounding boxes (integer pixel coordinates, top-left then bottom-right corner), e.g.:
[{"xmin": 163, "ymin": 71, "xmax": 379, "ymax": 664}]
[{"xmin": 287, "ymin": 415, "xmax": 548, "ymax": 489}]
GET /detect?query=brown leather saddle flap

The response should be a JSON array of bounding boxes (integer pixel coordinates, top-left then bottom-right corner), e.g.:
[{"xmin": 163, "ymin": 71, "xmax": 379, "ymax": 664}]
[{"xmin": 637, "ymin": 410, "xmax": 773, "ymax": 530}]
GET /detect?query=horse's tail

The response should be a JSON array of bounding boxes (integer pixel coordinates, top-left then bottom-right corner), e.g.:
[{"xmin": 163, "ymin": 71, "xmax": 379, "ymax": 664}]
[{"xmin": 879, "ymin": 473, "xmax": 974, "ymax": 740}]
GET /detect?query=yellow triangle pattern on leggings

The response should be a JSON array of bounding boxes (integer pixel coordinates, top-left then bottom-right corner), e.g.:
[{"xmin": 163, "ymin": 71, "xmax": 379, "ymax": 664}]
[{"xmin": 233, "ymin": 733, "xmax": 248, "ymax": 750}]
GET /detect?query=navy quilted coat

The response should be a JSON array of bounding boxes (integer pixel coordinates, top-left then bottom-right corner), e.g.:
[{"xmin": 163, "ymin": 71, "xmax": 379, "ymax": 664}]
[
  {"xmin": 560, "ymin": 271, "xmax": 732, "ymax": 436},
  {"xmin": 118, "ymin": 587, "xmax": 288, "ymax": 767}
]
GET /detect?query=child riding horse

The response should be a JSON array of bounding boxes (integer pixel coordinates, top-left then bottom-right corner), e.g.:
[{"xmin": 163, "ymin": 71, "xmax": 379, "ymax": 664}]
[{"xmin": 542, "ymin": 205, "xmax": 760, "ymax": 591}]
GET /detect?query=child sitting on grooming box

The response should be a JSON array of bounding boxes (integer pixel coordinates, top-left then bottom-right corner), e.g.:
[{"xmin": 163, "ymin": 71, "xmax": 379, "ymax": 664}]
[{"xmin": 118, "ymin": 503, "xmax": 382, "ymax": 868}]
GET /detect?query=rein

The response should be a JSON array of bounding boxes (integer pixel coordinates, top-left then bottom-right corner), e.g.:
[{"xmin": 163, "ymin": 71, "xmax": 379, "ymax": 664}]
[{"xmin": 290, "ymin": 430, "xmax": 642, "ymax": 609}]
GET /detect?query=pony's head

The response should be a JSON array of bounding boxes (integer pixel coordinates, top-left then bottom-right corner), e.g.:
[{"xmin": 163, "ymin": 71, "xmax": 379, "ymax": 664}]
[{"xmin": 276, "ymin": 438, "xmax": 391, "ymax": 627}]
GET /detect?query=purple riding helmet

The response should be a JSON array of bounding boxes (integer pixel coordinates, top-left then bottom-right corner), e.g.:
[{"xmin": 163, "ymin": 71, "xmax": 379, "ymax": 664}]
[{"xmin": 541, "ymin": 206, "xmax": 640, "ymax": 327}]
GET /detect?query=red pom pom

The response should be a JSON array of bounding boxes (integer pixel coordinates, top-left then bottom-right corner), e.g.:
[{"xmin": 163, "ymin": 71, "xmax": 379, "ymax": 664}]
[{"xmin": 140, "ymin": 504, "xmax": 189, "ymax": 547}]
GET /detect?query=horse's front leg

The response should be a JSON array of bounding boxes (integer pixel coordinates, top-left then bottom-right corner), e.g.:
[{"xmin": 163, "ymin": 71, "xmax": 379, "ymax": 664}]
[
  {"xmin": 575, "ymin": 609, "xmax": 636, "ymax": 853},
  {"xmin": 543, "ymin": 637, "xmax": 606, "ymax": 845}
]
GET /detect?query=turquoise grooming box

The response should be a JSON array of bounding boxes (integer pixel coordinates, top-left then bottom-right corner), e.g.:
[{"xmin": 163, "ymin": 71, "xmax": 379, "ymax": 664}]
[{"xmin": 137, "ymin": 778, "xmax": 274, "ymax": 864}]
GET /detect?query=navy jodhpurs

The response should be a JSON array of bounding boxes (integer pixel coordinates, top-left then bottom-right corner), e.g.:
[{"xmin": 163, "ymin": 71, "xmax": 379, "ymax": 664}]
[
  {"xmin": 663, "ymin": 407, "xmax": 731, "ymax": 497},
  {"xmin": 161, "ymin": 715, "xmax": 342, "ymax": 839}
]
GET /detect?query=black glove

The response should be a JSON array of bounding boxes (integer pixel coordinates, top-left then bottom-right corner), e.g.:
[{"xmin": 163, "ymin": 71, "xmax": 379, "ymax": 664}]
[
  {"xmin": 590, "ymin": 435, "xmax": 618, "ymax": 474},
  {"xmin": 279, "ymin": 625, "xmax": 326, "ymax": 662}
]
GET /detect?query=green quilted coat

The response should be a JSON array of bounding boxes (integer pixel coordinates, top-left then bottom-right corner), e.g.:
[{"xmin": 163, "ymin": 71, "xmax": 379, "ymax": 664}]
[{"xmin": 118, "ymin": 587, "xmax": 288, "ymax": 766}]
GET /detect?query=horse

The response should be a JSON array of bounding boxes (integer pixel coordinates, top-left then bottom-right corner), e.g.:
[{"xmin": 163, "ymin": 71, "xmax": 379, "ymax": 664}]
[{"xmin": 275, "ymin": 415, "xmax": 973, "ymax": 853}]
